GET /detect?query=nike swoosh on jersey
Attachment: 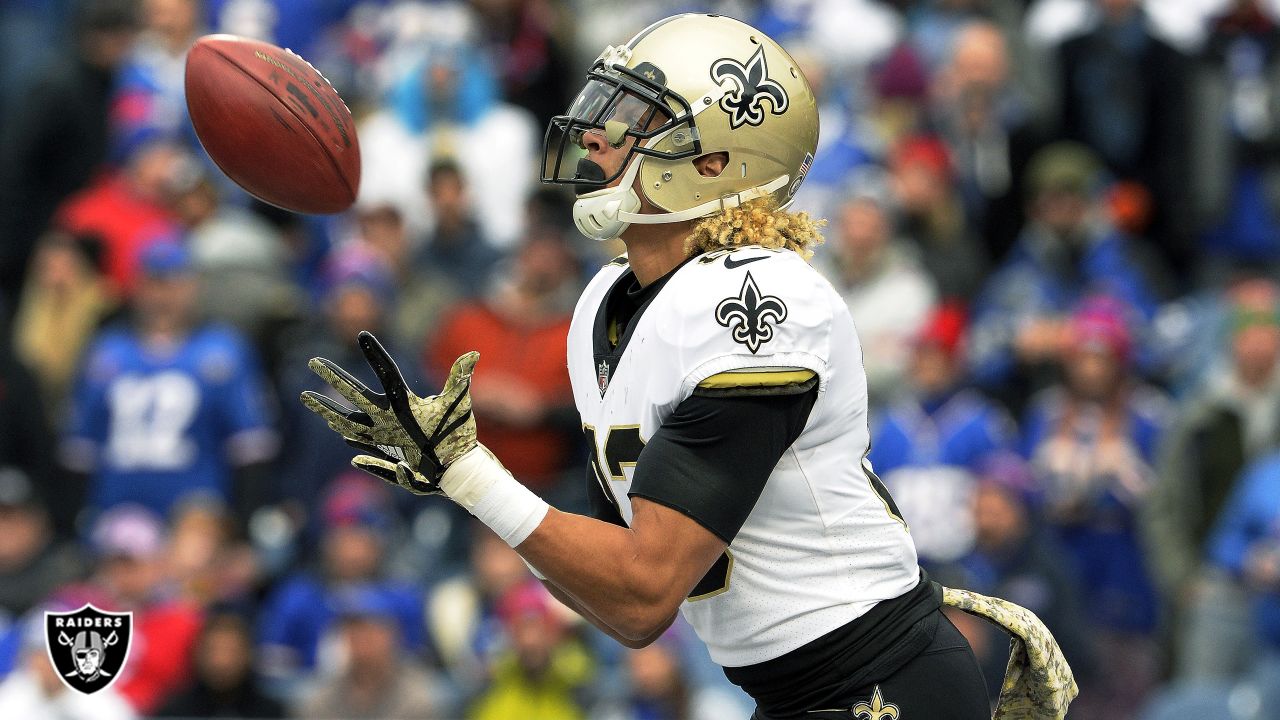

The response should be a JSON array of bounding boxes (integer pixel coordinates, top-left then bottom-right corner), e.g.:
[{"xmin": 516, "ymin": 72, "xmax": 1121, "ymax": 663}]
[{"xmin": 724, "ymin": 255, "xmax": 768, "ymax": 269}]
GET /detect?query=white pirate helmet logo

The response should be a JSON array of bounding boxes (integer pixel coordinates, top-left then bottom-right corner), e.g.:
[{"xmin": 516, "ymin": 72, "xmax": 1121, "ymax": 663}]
[{"xmin": 45, "ymin": 604, "xmax": 132, "ymax": 694}]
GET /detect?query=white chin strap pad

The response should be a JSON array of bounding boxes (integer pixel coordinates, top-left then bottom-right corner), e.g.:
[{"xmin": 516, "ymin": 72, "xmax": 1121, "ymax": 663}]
[{"xmin": 572, "ymin": 182, "xmax": 643, "ymax": 242}]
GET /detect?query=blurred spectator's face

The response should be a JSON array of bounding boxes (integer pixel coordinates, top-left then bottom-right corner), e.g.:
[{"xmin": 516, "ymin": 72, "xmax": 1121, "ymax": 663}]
[
  {"xmin": 516, "ymin": 235, "xmax": 575, "ymax": 295},
  {"xmin": 32, "ymin": 238, "xmax": 94, "ymax": 293},
  {"xmin": 1032, "ymin": 188, "xmax": 1089, "ymax": 238},
  {"xmin": 134, "ymin": 274, "xmax": 199, "ymax": 332},
  {"xmin": 511, "ymin": 614, "xmax": 556, "ymax": 675},
  {"xmin": 837, "ymin": 199, "xmax": 890, "ymax": 272},
  {"xmin": 171, "ymin": 183, "xmax": 218, "ymax": 228},
  {"xmin": 472, "ymin": 531, "xmax": 527, "ymax": 599},
  {"xmin": 197, "ymin": 619, "xmax": 253, "ymax": 691},
  {"xmin": 129, "ymin": 143, "xmax": 186, "ymax": 202},
  {"xmin": 950, "ymin": 24, "xmax": 1007, "ymax": 94},
  {"xmin": 1064, "ymin": 348, "xmax": 1123, "ymax": 401},
  {"xmin": 328, "ymin": 286, "xmax": 382, "ymax": 340},
  {"xmin": 1229, "ymin": 280, "xmax": 1280, "ymax": 386},
  {"xmin": 910, "ymin": 344, "xmax": 957, "ymax": 396},
  {"xmin": 429, "ymin": 172, "xmax": 468, "ymax": 229},
  {"xmin": 973, "ymin": 484, "xmax": 1026, "ymax": 551},
  {"xmin": 169, "ymin": 504, "xmax": 227, "ymax": 583},
  {"xmin": 426, "ymin": 60, "xmax": 459, "ymax": 107},
  {"xmin": 83, "ymin": 27, "xmax": 137, "ymax": 69},
  {"xmin": 1233, "ymin": 322, "xmax": 1280, "ymax": 386},
  {"xmin": 144, "ymin": 0, "xmax": 198, "ymax": 43},
  {"xmin": 342, "ymin": 617, "xmax": 399, "ymax": 671},
  {"xmin": 359, "ymin": 208, "xmax": 408, "ymax": 266},
  {"xmin": 893, "ymin": 163, "xmax": 947, "ymax": 213},
  {"xmin": 629, "ymin": 643, "xmax": 680, "ymax": 699},
  {"xmin": 0, "ymin": 505, "xmax": 47, "ymax": 572},
  {"xmin": 101, "ymin": 554, "xmax": 163, "ymax": 603},
  {"xmin": 323, "ymin": 526, "xmax": 382, "ymax": 582}
]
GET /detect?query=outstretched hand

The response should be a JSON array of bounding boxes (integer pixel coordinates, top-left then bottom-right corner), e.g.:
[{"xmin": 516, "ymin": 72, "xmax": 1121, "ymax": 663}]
[{"xmin": 300, "ymin": 331, "xmax": 479, "ymax": 495}]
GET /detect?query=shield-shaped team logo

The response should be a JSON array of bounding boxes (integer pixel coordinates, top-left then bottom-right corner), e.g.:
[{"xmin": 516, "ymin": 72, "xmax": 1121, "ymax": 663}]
[
  {"xmin": 45, "ymin": 604, "xmax": 133, "ymax": 694},
  {"xmin": 597, "ymin": 359, "xmax": 612, "ymax": 396}
]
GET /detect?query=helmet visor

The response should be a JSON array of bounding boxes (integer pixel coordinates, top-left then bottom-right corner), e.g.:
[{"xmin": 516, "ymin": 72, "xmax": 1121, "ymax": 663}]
[{"xmin": 541, "ymin": 64, "xmax": 700, "ymax": 189}]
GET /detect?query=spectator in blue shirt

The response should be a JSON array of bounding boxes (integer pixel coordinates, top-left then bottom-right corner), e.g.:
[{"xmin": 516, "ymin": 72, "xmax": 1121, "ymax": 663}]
[
  {"xmin": 968, "ymin": 142, "xmax": 1158, "ymax": 412},
  {"xmin": 1207, "ymin": 451, "xmax": 1280, "ymax": 657},
  {"xmin": 256, "ymin": 472, "xmax": 427, "ymax": 702},
  {"xmin": 870, "ymin": 303, "xmax": 1015, "ymax": 566},
  {"xmin": 1022, "ymin": 295, "xmax": 1171, "ymax": 717},
  {"xmin": 957, "ymin": 452, "xmax": 1094, "ymax": 705},
  {"xmin": 60, "ymin": 241, "xmax": 278, "ymax": 521}
]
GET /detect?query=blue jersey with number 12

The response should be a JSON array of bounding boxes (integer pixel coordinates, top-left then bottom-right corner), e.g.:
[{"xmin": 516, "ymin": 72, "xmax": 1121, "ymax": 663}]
[{"xmin": 65, "ymin": 324, "xmax": 276, "ymax": 517}]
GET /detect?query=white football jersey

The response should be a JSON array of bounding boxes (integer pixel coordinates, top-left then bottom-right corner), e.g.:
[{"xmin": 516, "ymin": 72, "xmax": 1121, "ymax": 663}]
[{"xmin": 566, "ymin": 245, "xmax": 920, "ymax": 667}]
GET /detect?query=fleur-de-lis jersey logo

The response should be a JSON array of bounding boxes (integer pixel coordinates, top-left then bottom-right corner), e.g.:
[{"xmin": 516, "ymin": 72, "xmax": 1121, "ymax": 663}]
[
  {"xmin": 715, "ymin": 271, "xmax": 788, "ymax": 354},
  {"xmin": 710, "ymin": 46, "xmax": 789, "ymax": 129},
  {"xmin": 852, "ymin": 686, "xmax": 900, "ymax": 720}
]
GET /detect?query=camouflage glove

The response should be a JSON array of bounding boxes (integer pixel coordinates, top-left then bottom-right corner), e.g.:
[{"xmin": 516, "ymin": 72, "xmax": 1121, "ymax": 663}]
[{"xmin": 300, "ymin": 331, "xmax": 478, "ymax": 495}]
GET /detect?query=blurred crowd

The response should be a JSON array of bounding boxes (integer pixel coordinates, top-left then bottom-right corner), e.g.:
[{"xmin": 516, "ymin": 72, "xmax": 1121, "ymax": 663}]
[{"xmin": 4, "ymin": 0, "xmax": 1280, "ymax": 718}]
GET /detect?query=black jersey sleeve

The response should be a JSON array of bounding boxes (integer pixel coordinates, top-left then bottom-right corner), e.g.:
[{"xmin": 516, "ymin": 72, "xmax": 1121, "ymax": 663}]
[{"xmin": 627, "ymin": 384, "xmax": 818, "ymax": 543}]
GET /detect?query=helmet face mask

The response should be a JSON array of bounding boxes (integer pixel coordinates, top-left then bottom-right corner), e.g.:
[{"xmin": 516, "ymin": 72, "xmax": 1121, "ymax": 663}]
[{"xmin": 541, "ymin": 56, "xmax": 701, "ymax": 190}]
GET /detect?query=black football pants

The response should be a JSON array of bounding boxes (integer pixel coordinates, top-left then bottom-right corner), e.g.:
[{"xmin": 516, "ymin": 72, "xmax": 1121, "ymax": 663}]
[{"xmin": 750, "ymin": 614, "xmax": 991, "ymax": 720}]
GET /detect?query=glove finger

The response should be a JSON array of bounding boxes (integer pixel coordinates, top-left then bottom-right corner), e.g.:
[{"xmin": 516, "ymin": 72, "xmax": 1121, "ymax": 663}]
[
  {"xmin": 394, "ymin": 461, "xmax": 437, "ymax": 495},
  {"xmin": 308, "ymin": 357, "xmax": 384, "ymax": 414},
  {"xmin": 300, "ymin": 391, "xmax": 376, "ymax": 439},
  {"xmin": 444, "ymin": 351, "xmax": 479, "ymax": 392},
  {"xmin": 357, "ymin": 331, "xmax": 432, "ymax": 447},
  {"xmin": 357, "ymin": 331, "xmax": 408, "ymax": 399},
  {"xmin": 343, "ymin": 437, "xmax": 405, "ymax": 463},
  {"xmin": 300, "ymin": 390, "xmax": 374, "ymax": 426},
  {"xmin": 351, "ymin": 454, "xmax": 400, "ymax": 484},
  {"xmin": 428, "ymin": 351, "xmax": 478, "ymax": 441}
]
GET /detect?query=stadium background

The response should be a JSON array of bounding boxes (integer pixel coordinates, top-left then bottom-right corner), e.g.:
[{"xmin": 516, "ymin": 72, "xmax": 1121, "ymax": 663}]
[{"xmin": 2, "ymin": 0, "xmax": 1280, "ymax": 718}]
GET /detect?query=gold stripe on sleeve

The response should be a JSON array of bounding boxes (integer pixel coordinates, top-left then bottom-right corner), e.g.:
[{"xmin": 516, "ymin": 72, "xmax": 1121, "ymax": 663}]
[{"xmin": 697, "ymin": 368, "xmax": 816, "ymax": 390}]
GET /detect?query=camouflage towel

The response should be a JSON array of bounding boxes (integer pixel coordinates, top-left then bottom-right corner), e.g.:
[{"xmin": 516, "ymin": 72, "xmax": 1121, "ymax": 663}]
[{"xmin": 941, "ymin": 586, "xmax": 1078, "ymax": 720}]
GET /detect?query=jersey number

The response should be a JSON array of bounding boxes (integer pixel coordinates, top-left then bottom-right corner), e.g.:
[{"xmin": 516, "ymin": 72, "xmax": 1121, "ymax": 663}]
[
  {"xmin": 583, "ymin": 425, "xmax": 734, "ymax": 601},
  {"xmin": 107, "ymin": 372, "xmax": 200, "ymax": 470}
]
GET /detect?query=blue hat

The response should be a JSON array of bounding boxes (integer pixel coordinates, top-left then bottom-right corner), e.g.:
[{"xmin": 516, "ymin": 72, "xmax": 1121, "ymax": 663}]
[{"xmin": 140, "ymin": 240, "xmax": 193, "ymax": 277}]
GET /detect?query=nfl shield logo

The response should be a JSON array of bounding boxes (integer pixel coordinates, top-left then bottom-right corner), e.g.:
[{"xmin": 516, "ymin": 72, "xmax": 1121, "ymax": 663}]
[
  {"xmin": 597, "ymin": 359, "xmax": 611, "ymax": 396},
  {"xmin": 45, "ymin": 604, "xmax": 133, "ymax": 694}
]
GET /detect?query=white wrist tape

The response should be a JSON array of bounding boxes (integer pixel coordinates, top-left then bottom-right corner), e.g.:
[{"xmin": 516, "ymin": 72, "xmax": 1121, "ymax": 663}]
[{"xmin": 441, "ymin": 446, "xmax": 549, "ymax": 548}]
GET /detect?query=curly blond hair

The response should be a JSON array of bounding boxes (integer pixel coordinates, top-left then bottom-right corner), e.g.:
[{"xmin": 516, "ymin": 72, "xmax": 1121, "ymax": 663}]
[{"xmin": 684, "ymin": 198, "xmax": 826, "ymax": 261}]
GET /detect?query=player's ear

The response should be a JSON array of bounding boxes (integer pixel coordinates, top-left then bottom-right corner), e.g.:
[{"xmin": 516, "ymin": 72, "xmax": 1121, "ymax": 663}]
[{"xmin": 694, "ymin": 152, "xmax": 729, "ymax": 178}]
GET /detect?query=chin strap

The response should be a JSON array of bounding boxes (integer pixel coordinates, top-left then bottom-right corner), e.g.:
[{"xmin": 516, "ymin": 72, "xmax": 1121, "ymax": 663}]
[{"xmin": 619, "ymin": 173, "xmax": 791, "ymax": 225}]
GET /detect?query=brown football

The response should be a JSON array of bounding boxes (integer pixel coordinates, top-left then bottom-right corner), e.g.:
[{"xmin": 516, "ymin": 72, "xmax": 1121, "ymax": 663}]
[{"xmin": 185, "ymin": 34, "xmax": 360, "ymax": 214}]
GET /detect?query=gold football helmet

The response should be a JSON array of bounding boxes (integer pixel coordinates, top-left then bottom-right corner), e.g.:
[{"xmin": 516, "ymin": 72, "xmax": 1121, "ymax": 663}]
[{"xmin": 542, "ymin": 14, "xmax": 819, "ymax": 241}]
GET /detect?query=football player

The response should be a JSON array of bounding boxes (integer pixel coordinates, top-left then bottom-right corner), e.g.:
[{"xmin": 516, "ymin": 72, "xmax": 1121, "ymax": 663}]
[{"xmin": 302, "ymin": 14, "xmax": 1073, "ymax": 719}]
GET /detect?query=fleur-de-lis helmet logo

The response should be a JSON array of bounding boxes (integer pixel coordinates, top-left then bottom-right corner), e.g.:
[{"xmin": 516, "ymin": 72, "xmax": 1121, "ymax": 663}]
[
  {"xmin": 710, "ymin": 46, "xmax": 789, "ymax": 129},
  {"xmin": 715, "ymin": 272, "xmax": 788, "ymax": 354}
]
